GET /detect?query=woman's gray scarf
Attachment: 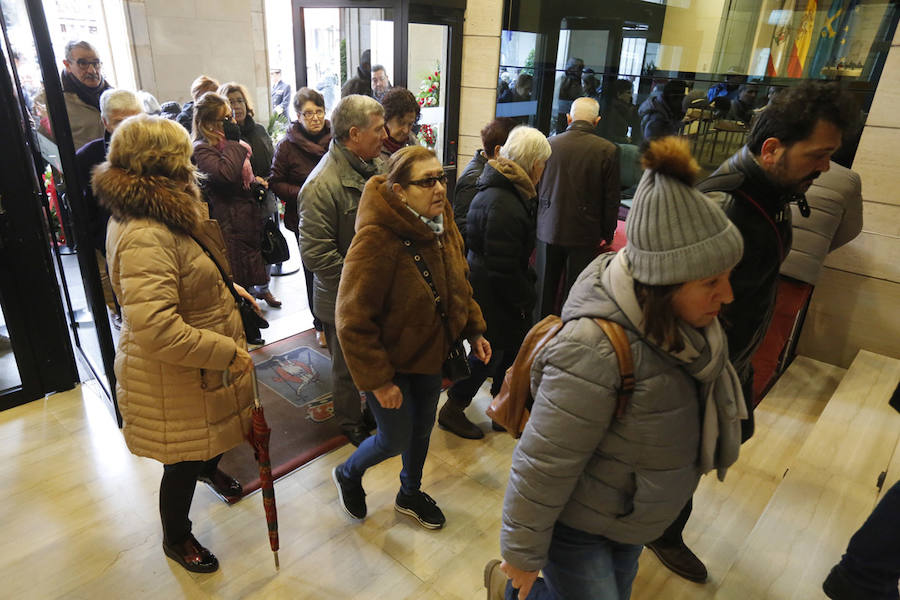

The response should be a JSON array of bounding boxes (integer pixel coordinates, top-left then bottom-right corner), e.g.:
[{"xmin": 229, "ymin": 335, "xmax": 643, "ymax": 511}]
[{"xmin": 604, "ymin": 251, "xmax": 746, "ymax": 480}]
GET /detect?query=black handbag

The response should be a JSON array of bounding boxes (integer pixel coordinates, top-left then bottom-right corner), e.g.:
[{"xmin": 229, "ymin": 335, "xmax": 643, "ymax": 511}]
[
  {"xmin": 261, "ymin": 217, "xmax": 290, "ymax": 265},
  {"xmin": 190, "ymin": 235, "xmax": 269, "ymax": 341},
  {"xmin": 401, "ymin": 239, "xmax": 471, "ymax": 383}
]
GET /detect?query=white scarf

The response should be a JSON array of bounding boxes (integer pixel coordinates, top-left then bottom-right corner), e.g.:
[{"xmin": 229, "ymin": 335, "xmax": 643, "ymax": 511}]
[{"xmin": 604, "ymin": 251, "xmax": 747, "ymax": 480}]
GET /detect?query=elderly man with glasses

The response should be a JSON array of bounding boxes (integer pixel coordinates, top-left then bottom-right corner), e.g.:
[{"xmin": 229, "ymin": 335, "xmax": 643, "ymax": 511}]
[{"xmin": 35, "ymin": 40, "xmax": 112, "ymax": 150}]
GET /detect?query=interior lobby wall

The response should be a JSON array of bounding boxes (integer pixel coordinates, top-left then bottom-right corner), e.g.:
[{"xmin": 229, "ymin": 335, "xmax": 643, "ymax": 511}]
[
  {"xmin": 124, "ymin": 0, "xmax": 271, "ymax": 121},
  {"xmin": 457, "ymin": 0, "xmax": 504, "ymax": 172},
  {"xmin": 797, "ymin": 28, "xmax": 900, "ymax": 367}
]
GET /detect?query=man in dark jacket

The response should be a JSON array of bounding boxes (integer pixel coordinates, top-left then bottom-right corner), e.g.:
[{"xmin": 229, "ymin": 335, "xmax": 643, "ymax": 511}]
[
  {"xmin": 299, "ymin": 94, "xmax": 386, "ymax": 446},
  {"xmin": 341, "ymin": 50, "xmax": 372, "ymax": 98},
  {"xmin": 601, "ymin": 79, "xmax": 642, "ymax": 145},
  {"xmin": 638, "ymin": 79, "xmax": 687, "ymax": 141},
  {"xmin": 646, "ymin": 80, "xmax": 855, "ymax": 584},
  {"xmin": 75, "ymin": 89, "xmax": 142, "ymax": 328},
  {"xmin": 270, "ymin": 68, "xmax": 291, "ymax": 118},
  {"xmin": 535, "ymin": 97, "xmax": 620, "ymax": 319},
  {"xmin": 452, "ymin": 117, "xmax": 517, "ymax": 248}
]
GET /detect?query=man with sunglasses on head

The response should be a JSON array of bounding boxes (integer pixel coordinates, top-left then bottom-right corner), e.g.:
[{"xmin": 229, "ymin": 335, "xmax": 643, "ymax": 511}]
[{"xmin": 36, "ymin": 40, "xmax": 112, "ymax": 150}]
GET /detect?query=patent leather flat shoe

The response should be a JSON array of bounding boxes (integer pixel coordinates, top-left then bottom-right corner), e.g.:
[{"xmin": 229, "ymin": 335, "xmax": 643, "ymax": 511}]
[
  {"xmin": 163, "ymin": 534, "xmax": 219, "ymax": 573},
  {"xmin": 198, "ymin": 469, "xmax": 243, "ymax": 499}
]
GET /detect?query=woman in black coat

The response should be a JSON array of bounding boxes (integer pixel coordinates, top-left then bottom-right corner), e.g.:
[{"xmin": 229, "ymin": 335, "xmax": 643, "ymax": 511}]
[
  {"xmin": 220, "ymin": 82, "xmax": 280, "ymax": 308},
  {"xmin": 438, "ymin": 125, "xmax": 551, "ymax": 440}
]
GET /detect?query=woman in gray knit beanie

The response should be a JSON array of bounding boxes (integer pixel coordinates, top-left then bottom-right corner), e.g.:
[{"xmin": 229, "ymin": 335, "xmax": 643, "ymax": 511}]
[{"xmin": 489, "ymin": 137, "xmax": 747, "ymax": 600}]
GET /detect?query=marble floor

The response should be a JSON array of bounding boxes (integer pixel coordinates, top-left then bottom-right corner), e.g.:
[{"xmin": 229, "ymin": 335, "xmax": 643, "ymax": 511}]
[{"xmin": 0, "ymin": 354, "xmax": 854, "ymax": 599}]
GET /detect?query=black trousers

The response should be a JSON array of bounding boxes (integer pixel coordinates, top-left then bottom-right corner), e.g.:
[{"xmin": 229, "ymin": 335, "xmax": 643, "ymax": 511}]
[
  {"xmin": 295, "ymin": 232, "xmax": 322, "ymax": 332},
  {"xmin": 654, "ymin": 373, "xmax": 756, "ymax": 546},
  {"xmin": 534, "ymin": 241, "xmax": 597, "ymax": 320},
  {"xmin": 447, "ymin": 348, "xmax": 517, "ymax": 408},
  {"xmin": 159, "ymin": 454, "xmax": 222, "ymax": 545}
]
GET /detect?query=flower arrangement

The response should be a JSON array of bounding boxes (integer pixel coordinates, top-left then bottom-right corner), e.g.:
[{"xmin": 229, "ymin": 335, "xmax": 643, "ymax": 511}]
[
  {"xmin": 418, "ymin": 123, "xmax": 437, "ymax": 148},
  {"xmin": 416, "ymin": 64, "xmax": 440, "ymax": 108}
]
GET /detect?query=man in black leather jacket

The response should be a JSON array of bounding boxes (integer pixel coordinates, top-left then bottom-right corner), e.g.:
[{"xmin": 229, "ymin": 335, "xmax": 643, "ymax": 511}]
[{"xmin": 647, "ymin": 81, "xmax": 856, "ymax": 584}]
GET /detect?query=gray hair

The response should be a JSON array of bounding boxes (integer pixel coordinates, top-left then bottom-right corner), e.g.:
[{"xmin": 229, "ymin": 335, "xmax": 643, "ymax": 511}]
[
  {"xmin": 64, "ymin": 40, "xmax": 98, "ymax": 61},
  {"xmin": 100, "ymin": 89, "xmax": 142, "ymax": 120},
  {"xmin": 500, "ymin": 125, "xmax": 551, "ymax": 173},
  {"xmin": 331, "ymin": 94, "xmax": 384, "ymax": 141},
  {"xmin": 570, "ymin": 97, "xmax": 599, "ymax": 122},
  {"xmin": 137, "ymin": 91, "xmax": 161, "ymax": 115}
]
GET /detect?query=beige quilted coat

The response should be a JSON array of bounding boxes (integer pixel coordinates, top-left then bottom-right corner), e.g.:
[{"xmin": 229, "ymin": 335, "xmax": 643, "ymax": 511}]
[{"xmin": 93, "ymin": 164, "xmax": 254, "ymax": 464}]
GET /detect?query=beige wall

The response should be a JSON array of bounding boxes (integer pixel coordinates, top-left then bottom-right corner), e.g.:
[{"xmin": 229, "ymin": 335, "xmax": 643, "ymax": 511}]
[
  {"xmin": 657, "ymin": 0, "xmax": 728, "ymax": 73},
  {"xmin": 125, "ymin": 0, "xmax": 270, "ymax": 121},
  {"xmin": 457, "ymin": 0, "xmax": 503, "ymax": 174},
  {"xmin": 796, "ymin": 31, "xmax": 900, "ymax": 367}
]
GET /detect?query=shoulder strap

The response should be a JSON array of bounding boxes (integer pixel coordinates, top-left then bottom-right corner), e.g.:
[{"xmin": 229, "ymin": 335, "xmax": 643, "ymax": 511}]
[
  {"xmin": 593, "ymin": 318, "xmax": 636, "ymax": 419},
  {"xmin": 401, "ymin": 239, "xmax": 454, "ymax": 340},
  {"xmin": 190, "ymin": 234, "xmax": 241, "ymax": 304}
]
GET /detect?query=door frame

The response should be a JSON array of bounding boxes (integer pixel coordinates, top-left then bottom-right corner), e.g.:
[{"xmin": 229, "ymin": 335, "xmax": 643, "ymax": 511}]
[{"xmin": 290, "ymin": 0, "xmax": 465, "ymax": 178}]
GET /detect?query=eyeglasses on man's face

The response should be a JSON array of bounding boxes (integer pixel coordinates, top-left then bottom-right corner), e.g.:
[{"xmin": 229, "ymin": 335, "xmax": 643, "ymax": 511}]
[
  {"xmin": 75, "ymin": 58, "xmax": 102, "ymax": 70},
  {"xmin": 301, "ymin": 109, "xmax": 325, "ymax": 120},
  {"xmin": 408, "ymin": 173, "xmax": 448, "ymax": 188}
]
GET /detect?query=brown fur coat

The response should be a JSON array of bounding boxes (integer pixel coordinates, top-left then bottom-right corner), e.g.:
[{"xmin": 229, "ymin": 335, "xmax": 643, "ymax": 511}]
[
  {"xmin": 93, "ymin": 164, "xmax": 253, "ymax": 463},
  {"xmin": 336, "ymin": 176, "xmax": 486, "ymax": 391}
]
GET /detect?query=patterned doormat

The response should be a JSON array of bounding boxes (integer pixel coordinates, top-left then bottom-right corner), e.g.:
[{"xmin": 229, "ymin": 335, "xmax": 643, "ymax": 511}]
[{"xmin": 217, "ymin": 329, "xmax": 347, "ymax": 502}]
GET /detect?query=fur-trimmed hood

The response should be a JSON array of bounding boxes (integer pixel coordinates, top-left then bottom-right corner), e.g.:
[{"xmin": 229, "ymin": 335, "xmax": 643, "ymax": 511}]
[{"xmin": 92, "ymin": 162, "xmax": 203, "ymax": 232}]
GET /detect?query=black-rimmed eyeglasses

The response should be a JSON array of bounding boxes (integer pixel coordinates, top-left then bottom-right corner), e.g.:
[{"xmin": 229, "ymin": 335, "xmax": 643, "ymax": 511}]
[
  {"xmin": 75, "ymin": 59, "xmax": 102, "ymax": 69},
  {"xmin": 408, "ymin": 174, "xmax": 448, "ymax": 188}
]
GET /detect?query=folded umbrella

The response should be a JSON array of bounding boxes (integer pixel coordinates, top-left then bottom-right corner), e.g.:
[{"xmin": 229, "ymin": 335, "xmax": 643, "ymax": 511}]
[{"xmin": 246, "ymin": 368, "xmax": 280, "ymax": 570}]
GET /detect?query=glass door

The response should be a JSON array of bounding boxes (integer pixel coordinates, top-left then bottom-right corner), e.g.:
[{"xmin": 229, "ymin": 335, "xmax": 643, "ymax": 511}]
[
  {"xmin": 0, "ymin": 1, "xmax": 78, "ymax": 410},
  {"xmin": 1, "ymin": 0, "xmax": 118, "ymax": 418}
]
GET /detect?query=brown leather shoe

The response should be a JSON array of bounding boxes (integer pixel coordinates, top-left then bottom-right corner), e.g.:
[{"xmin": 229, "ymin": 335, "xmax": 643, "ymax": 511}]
[
  {"xmin": 646, "ymin": 540, "xmax": 708, "ymax": 582},
  {"xmin": 316, "ymin": 330, "xmax": 327, "ymax": 348},
  {"xmin": 163, "ymin": 534, "xmax": 219, "ymax": 573},
  {"xmin": 257, "ymin": 291, "xmax": 282, "ymax": 308}
]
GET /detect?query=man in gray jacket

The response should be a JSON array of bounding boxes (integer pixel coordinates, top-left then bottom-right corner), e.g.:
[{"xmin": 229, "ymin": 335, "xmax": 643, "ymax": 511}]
[
  {"xmin": 299, "ymin": 95, "xmax": 386, "ymax": 446},
  {"xmin": 535, "ymin": 96, "xmax": 620, "ymax": 319}
]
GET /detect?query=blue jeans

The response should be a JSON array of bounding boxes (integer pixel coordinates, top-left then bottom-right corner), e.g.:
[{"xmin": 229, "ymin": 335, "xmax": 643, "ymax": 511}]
[
  {"xmin": 340, "ymin": 372, "xmax": 442, "ymax": 495},
  {"xmin": 506, "ymin": 522, "xmax": 643, "ymax": 600}
]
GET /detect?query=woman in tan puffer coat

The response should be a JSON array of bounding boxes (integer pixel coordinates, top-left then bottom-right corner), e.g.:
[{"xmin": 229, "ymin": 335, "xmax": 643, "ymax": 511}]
[{"xmin": 92, "ymin": 114, "xmax": 256, "ymax": 574}]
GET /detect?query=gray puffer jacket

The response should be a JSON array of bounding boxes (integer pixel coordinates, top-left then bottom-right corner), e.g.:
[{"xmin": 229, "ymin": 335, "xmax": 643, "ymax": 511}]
[{"xmin": 500, "ymin": 254, "xmax": 703, "ymax": 572}]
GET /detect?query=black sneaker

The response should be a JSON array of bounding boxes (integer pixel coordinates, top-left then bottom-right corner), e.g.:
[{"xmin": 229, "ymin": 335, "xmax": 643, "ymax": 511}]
[
  {"xmin": 395, "ymin": 489, "xmax": 446, "ymax": 529},
  {"xmin": 332, "ymin": 464, "xmax": 366, "ymax": 520}
]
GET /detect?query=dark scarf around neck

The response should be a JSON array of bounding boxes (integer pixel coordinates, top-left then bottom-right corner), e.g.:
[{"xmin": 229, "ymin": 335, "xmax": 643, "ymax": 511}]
[
  {"xmin": 335, "ymin": 140, "xmax": 380, "ymax": 179},
  {"xmin": 61, "ymin": 70, "xmax": 109, "ymax": 111},
  {"xmin": 382, "ymin": 126, "xmax": 406, "ymax": 154}
]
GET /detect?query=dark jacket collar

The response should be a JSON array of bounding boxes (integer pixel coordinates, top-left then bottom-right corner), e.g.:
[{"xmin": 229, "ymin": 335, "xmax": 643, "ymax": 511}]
[
  {"xmin": 286, "ymin": 120, "xmax": 331, "ymax": 156},
  {"xmin": 566, "ymin": 120, "xmax": 596, "ymax": 134},
  {"xmin": 727, "ymin": 146, "xmax": 801, "ymax": 209}
]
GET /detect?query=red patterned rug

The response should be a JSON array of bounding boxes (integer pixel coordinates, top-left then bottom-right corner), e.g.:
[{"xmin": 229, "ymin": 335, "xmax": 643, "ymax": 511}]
[{"xmin": 216, "ymin": 329, "xmax": 348, "ymax": 502}]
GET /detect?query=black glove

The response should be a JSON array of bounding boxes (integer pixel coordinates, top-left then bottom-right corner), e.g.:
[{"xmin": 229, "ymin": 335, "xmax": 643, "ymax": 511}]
[{"xmin": 223, "ymin": 120, "xmax": 241, "ymax": 141}]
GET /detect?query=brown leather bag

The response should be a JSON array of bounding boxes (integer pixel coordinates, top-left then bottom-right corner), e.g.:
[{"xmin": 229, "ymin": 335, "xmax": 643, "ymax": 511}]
[{"xmin": 486, "ymin": 314, "xmax": 636, "ymax": 438}]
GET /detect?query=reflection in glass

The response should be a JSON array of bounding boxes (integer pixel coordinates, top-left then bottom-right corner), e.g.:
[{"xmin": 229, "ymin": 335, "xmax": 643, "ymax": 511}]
[
  {"xmin": 0, "ymin": 294, "xmax": 23, "ymax": 393},
  {"xmin": 302, "ymin": 8, "xmax": 393, "ymax": 117},
  {"xmin": 496, "ymin": 30, "xmax": 538, "ymax": 126},
  {"xmin": 1, "ymin": 0, "xmax": 112, "ymax": 391},
  {"xmin": 408, "ymin": 23, "xmax": 448, "ymax": 162}
]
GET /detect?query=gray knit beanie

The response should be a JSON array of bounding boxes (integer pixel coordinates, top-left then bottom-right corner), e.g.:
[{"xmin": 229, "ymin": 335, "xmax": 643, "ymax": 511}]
[{"xmin": 625, "ymin": 137, "xmax": 744, "ymax": 285}]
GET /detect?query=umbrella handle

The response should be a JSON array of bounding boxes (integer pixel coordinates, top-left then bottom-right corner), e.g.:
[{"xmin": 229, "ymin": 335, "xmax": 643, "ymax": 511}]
[{"xmin": 250, "ymin": 361, "xmax": 262, "ymax": 410}]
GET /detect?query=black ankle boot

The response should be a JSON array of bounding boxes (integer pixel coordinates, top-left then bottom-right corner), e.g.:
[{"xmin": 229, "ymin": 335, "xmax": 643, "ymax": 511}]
[{"xmin": 438, "ymin": 400, "xmax": 484, "ymax": 439}]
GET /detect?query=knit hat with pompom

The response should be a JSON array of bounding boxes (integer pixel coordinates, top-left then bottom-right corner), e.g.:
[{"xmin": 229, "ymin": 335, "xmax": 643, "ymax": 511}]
[{"xmin": 624, "ymin": 137, "xmax": 744, "ymax": 285}]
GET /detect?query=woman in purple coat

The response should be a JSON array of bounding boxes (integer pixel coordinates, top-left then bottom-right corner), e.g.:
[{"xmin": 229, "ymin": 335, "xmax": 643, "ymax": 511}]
[{"xmin": 268, "ymin": 87, "xmax": 333, "ymax": 345}]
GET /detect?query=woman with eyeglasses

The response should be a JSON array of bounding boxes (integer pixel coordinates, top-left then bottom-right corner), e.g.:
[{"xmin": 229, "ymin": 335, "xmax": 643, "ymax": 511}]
[
  {"xmin": 218, "ymin": 82, "xmax": 281, "ymax": 309},
  {"xmin": 439, "ymin": 126, "xmax": 550, "ymax": 440},
  {"xmin": 331, "ymin": 145, "xmax": 490, "ymax": 529},
  {"xmin": 379, "ymin": 87, "xmax": 421, "ymax": 160},
  {"xmin": 268, "ymin": 87, "xmax": 333, "ymax": 346},
  {"xmin": 191, "ymin": 92, "xmax": 269, "ymax": 343}
]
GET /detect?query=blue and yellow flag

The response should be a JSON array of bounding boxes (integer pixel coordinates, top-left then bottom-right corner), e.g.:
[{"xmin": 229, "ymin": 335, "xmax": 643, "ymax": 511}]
[{"xmin": 808, "ymin": 0, "xmax": 845, "ymax": 77}]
